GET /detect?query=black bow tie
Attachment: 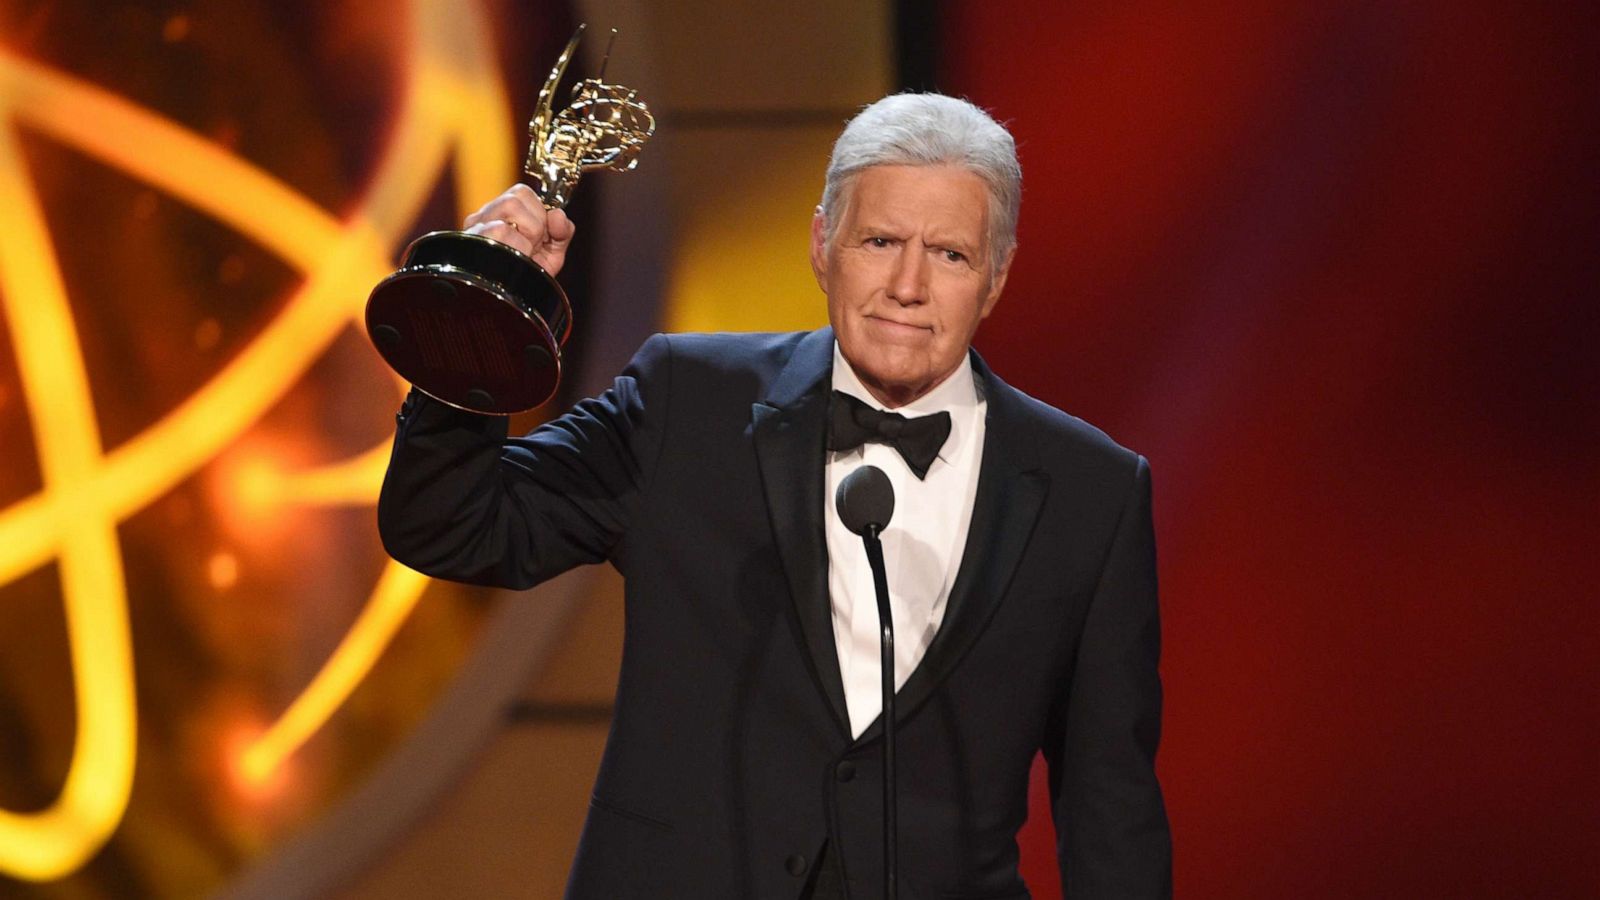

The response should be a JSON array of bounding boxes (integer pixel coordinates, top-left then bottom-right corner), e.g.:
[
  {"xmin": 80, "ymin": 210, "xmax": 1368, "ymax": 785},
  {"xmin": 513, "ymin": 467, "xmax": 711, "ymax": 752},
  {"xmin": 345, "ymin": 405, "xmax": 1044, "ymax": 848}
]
[{"xmin": 827, "ymin": 390, "xmax": 952, "ymax": 480}]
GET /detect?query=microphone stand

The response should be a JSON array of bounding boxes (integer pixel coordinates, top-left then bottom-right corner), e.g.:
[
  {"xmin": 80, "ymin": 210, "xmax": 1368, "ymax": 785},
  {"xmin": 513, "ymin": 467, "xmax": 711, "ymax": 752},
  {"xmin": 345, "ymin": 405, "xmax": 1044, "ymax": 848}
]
[{"xmin": 861, "ymin": 524, "xmax": 897, "ymax": 900}]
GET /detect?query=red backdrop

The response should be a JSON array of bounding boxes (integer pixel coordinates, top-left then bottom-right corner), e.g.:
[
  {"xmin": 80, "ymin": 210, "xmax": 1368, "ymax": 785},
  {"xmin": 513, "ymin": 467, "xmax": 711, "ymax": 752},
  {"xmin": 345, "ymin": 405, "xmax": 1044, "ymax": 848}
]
[{"xmin": 941, "ymin": 3, "xmax": 1598, "ymax": 897}]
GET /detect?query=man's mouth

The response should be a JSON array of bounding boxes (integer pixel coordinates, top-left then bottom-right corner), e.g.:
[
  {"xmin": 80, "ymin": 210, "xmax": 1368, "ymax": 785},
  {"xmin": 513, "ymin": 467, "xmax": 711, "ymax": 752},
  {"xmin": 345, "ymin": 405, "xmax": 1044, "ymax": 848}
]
[{"xmin": 865, "ymin": 315, "xmax": 932, "ymax": 338}]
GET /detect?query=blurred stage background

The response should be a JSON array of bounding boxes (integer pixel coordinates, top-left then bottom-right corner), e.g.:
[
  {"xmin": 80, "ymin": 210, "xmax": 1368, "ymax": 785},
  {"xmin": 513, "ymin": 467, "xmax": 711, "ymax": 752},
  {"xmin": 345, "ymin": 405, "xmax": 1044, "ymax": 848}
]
[{"xmin": 0, "ymin": 1, "xmax": 1593, "ymax": 897}]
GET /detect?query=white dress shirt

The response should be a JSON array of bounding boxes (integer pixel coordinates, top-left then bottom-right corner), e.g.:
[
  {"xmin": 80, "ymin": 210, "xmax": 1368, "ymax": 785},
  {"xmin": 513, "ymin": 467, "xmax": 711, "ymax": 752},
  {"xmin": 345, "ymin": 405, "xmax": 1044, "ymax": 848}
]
[{"xmin": 824, "ymin": 343, "xmax": 987, "ymax": 738}]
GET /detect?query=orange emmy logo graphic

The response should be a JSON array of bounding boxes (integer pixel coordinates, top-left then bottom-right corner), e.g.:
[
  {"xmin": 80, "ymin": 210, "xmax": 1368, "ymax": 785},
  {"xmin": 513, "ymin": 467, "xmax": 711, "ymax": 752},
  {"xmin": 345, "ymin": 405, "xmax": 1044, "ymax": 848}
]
[{"xmin": 0, "ymin": 0, "xmax": 521, "ymax": 880}]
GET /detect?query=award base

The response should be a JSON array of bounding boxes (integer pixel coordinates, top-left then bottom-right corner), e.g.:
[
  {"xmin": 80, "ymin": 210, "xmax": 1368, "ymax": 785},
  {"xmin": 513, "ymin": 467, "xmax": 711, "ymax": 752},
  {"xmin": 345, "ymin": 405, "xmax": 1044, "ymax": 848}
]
[{"xmin": 365, "ymin": 231, "xmax": 573, "ymax": 415}]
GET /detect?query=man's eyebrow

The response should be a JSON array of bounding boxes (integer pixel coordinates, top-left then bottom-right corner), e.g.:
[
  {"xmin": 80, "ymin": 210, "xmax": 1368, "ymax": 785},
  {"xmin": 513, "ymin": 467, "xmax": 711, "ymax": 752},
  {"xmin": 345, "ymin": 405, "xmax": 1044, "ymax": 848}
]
[{"xmin": 928, "ymin": 233, "xmax": 979, "ymax": 253}]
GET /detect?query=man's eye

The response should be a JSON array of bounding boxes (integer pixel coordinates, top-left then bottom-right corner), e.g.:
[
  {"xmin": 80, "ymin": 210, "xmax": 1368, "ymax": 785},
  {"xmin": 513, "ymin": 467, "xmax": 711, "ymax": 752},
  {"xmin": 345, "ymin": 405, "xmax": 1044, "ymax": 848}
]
[
  {"xmin": 942, "ymin": 249, "xmax": 966, "ymax": 263},
  {"xmin": 866, "ymin": 237, "xmax": 891, "ymax": 248}
]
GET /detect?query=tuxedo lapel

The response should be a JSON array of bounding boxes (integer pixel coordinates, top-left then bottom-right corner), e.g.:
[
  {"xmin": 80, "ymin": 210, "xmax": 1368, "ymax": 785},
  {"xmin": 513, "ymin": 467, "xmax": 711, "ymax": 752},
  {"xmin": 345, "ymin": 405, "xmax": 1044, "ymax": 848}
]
[
  {"xmin": 751, "ymin": 328, "xmax": 851, "ymax": 737},
  {"xmin": 853, "ymin": 352, "xmax": 1050, "ymax": 747}
]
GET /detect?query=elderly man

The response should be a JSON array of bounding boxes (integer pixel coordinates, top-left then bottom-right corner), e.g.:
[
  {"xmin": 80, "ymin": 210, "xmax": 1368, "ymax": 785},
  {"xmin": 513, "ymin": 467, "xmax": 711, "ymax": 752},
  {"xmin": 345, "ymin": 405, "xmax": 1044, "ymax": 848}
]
[{"xmin": 379, "ymin": 93, "xmax": 1171, "ymax": 899}]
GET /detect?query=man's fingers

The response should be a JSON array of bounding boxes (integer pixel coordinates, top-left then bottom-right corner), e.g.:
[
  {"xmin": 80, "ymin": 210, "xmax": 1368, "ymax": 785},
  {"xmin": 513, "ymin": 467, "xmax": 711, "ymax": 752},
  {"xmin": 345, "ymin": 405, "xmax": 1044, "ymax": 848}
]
[
  {"xmin": 463, "ymin": 218, "xmax": 535, "ymax": 257},
  {"xmin": 497, "ymin": 184, "xmax": 549, "ymax": 241},
  {"xmin": 545, "ymin": 209, "xmax": 575, "ymax": 247},
  {"xmin": 459, "ymin": 185, "xmax": 573, "ymax": 276},
  {"xmin": 467, "ymin": 194, "xmax": 546, "ymax": 240}
]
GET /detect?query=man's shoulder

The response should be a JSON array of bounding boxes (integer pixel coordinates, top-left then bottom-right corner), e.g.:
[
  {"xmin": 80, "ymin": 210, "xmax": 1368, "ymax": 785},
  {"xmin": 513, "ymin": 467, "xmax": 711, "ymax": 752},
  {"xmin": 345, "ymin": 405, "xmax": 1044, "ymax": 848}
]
[
  {"xmin": 987, "ymin": 373, "xmax": 1144, "ymax": 473},
  {"xmin": 627, "ymin": 329, "xmax": 823, "ymax": 404},
  {"xmin": 655, "ymin": 330, "xmax": 813, "ymax": 370}
]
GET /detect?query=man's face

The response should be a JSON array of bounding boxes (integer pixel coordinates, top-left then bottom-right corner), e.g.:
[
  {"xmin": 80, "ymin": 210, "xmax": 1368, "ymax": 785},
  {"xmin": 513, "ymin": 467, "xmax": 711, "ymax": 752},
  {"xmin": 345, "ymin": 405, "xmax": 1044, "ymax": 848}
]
[{"xmin": 812, "ymin": 164, "xmax": 1012, "ymax": 408}]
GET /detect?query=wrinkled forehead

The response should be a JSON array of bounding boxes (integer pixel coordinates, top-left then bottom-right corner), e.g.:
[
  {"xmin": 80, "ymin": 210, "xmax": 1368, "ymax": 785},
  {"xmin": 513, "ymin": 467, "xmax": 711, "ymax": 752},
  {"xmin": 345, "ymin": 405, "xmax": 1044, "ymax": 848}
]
[{"xmin": 835, "ymin": 164, "xmax": 992, "ymax": 240}]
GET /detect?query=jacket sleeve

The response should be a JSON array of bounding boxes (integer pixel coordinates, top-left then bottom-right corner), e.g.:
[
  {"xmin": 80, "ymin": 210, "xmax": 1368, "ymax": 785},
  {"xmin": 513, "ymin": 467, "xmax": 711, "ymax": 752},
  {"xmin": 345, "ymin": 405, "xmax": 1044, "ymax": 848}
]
[
  {"xmin": 1048, "ymin": 454, "xmax": 1172, "ymax": 898},
  {"xmin": 376, "ymin": 333, "xmax": 671, "ymax": 589}
]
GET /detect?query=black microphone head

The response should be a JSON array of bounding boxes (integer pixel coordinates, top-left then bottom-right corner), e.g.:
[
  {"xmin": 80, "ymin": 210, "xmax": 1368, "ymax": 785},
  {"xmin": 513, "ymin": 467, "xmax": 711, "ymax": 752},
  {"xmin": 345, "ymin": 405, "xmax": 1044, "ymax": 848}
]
[{"xmin": 836, "ymin": 465, "xmax": 895, "ymax": 536}]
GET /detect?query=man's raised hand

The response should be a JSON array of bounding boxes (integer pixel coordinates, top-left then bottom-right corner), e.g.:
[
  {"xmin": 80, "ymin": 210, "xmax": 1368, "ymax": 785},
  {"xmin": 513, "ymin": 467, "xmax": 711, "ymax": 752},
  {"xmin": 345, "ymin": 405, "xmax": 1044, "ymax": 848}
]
[{"xmin": 462, "ymin": 183, "xmax": 576, "ymax": 277}]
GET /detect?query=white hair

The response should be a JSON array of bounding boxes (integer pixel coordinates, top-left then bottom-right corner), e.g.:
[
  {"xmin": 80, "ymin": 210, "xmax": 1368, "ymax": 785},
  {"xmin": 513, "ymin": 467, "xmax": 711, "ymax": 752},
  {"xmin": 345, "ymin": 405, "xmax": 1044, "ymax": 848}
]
[{"xmin": 820, "ymin": 93, "xmax": 1021, "ymax": 273}]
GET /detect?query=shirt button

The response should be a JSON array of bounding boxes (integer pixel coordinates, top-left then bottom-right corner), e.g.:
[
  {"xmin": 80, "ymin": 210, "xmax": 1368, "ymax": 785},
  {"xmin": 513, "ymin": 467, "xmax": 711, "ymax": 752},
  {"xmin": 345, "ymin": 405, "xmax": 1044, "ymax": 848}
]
[
  {"xmin": 836, "ymin": 761, "xmax": 856, "ymax": 782},
  {"xmin": 786, "ymin": 854, "xmax": 808, "ymax": 876}
]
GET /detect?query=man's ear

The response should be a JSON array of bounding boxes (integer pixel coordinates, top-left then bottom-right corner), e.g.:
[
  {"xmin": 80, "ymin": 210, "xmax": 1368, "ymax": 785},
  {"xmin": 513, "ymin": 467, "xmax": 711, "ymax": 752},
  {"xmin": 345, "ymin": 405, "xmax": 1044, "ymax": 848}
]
[
  {"xmin": 809, "ymin": 208, "xmax": 829, "ymax": 290},
  {"xmin": 980, "ymin": 246, "xmax": 1016, "ymax": 319}
]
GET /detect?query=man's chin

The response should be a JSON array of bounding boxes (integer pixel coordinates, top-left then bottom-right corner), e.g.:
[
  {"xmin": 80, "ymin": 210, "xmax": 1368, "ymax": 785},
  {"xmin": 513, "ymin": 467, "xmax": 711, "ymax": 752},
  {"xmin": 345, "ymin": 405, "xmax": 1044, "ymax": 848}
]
[{"xmin": 852, "ymin": 362, "xmax": 936, "ymax": 407}]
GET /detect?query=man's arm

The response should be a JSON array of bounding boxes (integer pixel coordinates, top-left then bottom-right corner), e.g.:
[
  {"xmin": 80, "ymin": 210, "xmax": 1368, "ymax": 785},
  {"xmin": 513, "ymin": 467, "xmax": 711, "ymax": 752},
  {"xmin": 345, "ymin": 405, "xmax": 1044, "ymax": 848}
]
[
  {"xmin": 374, "ymin": 182, "xmax": 671, "ymax": 588},
  {"xmin": 1048, "ymin": 454, "xmax": 1172, "ymax": 898},
  {"xmin": 377, "ymin": 333, "xmax": 671, "ymax": 589}
]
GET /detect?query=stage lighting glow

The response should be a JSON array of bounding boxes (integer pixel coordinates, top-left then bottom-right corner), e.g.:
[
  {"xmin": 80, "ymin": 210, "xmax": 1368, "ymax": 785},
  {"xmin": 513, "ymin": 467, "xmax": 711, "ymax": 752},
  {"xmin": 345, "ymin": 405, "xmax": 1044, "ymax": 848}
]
[
  {"xmin": 224, "ymin": 720, "xmax": 290, "ymax": 804},
  {"xmin": 0, "ymin": 0, "xmax": 522, "ymax": 880},
  {"xmin": 207, "ymin": 552, "xmax": 240, "ymax": 591},
  {"xmin": 237, "ymin": 457, "xmax": 286, "ymax": 517}
]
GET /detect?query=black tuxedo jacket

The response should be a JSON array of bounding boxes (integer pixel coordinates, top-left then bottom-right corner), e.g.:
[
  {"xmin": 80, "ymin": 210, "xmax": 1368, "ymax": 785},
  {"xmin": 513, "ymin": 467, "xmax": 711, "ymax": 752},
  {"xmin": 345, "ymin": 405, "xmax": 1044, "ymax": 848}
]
[{"xmin": 378, "ymin": 327, "xmax": 1170, "ymax": 899}]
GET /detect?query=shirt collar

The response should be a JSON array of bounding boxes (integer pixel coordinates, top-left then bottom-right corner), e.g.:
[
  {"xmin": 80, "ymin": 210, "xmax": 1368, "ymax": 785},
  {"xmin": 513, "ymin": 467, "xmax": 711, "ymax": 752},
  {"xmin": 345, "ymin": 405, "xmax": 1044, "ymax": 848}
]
[{"xmin": 831, "ymin": 342, "xmax": 982, "ymax": 465}]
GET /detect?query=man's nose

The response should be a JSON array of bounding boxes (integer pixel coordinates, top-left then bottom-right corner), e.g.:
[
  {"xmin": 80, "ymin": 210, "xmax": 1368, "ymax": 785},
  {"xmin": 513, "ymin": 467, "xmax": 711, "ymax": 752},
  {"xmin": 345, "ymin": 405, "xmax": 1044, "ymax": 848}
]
[{"xmin": 886, "ymin": 245, "xmax": 928, "ymax": 305}]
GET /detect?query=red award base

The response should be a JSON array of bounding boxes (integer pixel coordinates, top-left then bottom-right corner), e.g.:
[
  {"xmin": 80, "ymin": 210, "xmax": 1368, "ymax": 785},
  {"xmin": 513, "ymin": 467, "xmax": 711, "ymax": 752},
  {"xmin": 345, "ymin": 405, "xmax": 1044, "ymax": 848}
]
[{"xmin": 365, "ymin": 231, "xmax": 572, "ymax": 415}]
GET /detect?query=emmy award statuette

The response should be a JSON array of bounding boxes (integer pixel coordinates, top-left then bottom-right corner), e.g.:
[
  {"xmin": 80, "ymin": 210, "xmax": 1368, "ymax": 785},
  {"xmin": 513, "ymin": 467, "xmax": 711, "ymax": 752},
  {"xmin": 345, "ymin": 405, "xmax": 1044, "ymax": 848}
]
[{"xmin": 364, "ymin": 26, "xmax": 654, "ymax": 414}]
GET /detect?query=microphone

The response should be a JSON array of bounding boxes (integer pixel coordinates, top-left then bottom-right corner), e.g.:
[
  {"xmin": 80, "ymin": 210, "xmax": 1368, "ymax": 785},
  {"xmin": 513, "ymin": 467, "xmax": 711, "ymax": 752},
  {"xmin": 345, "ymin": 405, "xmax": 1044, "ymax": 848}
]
[
  {"xmin": 834, "ymin": 465, "xmax": 898, "ymax": 900},
  {"xmin": 837, "ymin": 464, "xmax": 895, "ymax": 536}
]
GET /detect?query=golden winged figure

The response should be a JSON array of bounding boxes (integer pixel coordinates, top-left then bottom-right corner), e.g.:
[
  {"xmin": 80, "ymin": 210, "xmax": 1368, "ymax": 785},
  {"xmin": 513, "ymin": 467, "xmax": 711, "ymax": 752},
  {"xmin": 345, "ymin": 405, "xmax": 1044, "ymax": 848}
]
[{"xmin": 526, "ymin": 25, "xmax": 656, "ymax": 209}]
